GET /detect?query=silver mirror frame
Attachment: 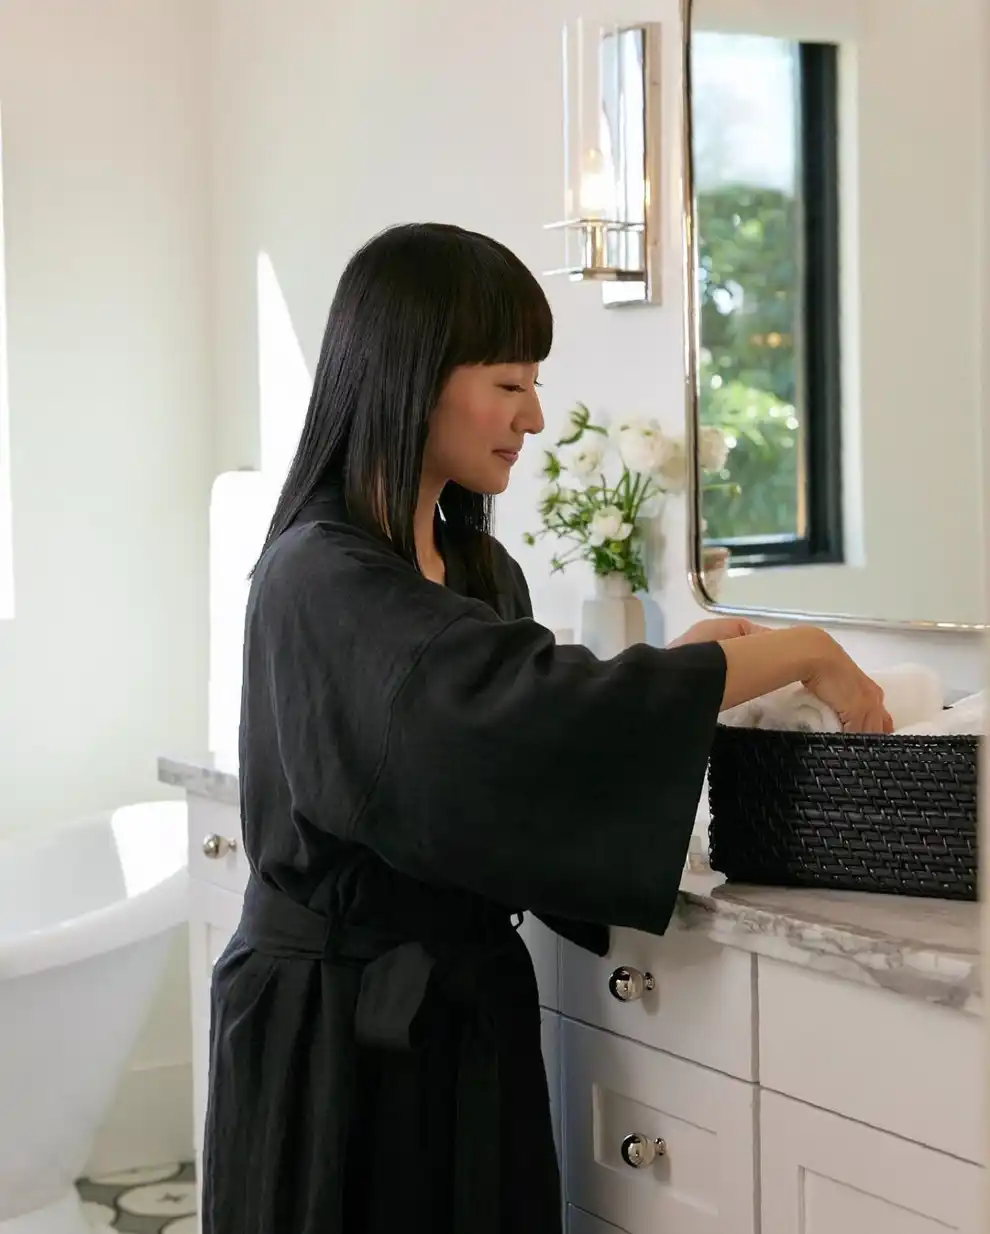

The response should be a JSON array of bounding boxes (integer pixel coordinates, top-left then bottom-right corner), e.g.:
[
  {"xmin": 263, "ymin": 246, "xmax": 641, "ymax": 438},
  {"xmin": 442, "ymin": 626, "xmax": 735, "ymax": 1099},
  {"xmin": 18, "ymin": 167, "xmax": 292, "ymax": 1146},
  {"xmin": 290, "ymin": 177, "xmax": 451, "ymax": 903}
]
[{"xmin": 679, "ymin": 0, "xmax": 986, "ymax": 633}]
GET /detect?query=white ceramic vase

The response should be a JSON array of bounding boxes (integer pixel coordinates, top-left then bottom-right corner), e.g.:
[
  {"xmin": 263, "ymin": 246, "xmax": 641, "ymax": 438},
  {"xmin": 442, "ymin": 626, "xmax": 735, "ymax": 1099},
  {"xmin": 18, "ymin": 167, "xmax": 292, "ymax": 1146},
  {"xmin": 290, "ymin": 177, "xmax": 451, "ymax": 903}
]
[{"xmin": 580, "ymin": 574, "xmax": 646, "ymax": 660}]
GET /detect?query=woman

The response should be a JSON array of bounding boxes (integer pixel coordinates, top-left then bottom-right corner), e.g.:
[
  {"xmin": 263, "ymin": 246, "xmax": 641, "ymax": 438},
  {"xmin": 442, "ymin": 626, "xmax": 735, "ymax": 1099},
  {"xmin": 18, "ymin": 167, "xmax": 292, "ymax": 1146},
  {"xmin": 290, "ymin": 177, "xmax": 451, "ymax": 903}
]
[{"xmin": 204, "ymin": 222, "xmax": 888, "ymax": 1234}]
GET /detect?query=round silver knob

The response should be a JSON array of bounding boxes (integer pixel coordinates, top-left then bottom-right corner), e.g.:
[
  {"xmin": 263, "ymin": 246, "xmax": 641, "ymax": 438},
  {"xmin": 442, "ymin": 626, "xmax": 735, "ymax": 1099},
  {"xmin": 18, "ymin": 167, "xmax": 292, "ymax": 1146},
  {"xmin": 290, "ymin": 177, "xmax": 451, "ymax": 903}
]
[
  {"xmin": 620, "ymin": 1133, "xmax": 666, "ymax": 1169},
  {"xmin": 202, "ymin": 834, "xmax": 236, "ymax": 859},
  {"xmin": 608, "ymin": 966, "xmax": 656, "ymax": 1002}
]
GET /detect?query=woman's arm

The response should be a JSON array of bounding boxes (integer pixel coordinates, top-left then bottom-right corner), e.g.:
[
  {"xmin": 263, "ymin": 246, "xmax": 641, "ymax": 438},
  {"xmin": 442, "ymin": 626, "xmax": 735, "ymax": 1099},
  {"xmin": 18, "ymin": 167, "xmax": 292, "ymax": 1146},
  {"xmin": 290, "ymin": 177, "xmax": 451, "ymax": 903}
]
[
  {"xmin": 668, "ymin": 616, "xmax": 771, "ymax": 646},
  {"xmin": 719, "ymin": 626, "xmax": 891, "ymax": 733},
  {"xmin": 669, "ymin": 616, "xmax": 890, "ymax": 732}
]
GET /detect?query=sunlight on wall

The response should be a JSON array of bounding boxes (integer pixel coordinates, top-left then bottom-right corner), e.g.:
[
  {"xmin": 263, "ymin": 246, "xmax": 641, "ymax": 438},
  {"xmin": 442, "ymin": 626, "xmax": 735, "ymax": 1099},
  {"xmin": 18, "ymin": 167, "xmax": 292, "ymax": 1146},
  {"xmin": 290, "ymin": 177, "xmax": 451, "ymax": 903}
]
[
  {"xmin": 208, "ymin": 468, "xmax": 275, "ymax": 762},
  {"xmin": 257, "ymin": 250, "xmax": 312, "ymax": 489},
  {"xmin": 205, "ymin": 253, "xmax": 314, "ymax": 761},
  {"xmin": 0, "ymin": 107, "xmax": 13, "ymax": 619}
]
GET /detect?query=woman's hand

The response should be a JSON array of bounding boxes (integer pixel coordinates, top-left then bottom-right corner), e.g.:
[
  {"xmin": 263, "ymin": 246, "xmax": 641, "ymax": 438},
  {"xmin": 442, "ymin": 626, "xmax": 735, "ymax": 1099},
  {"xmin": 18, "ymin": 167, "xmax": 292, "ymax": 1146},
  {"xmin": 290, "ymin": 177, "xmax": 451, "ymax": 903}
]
[
  {"xmin": 669, "ymin": 616, "xmax": 771, "ymax": 648},
  {"xmin": 800, "ymin": 630, "xmax": 892, "ymax": 734}
]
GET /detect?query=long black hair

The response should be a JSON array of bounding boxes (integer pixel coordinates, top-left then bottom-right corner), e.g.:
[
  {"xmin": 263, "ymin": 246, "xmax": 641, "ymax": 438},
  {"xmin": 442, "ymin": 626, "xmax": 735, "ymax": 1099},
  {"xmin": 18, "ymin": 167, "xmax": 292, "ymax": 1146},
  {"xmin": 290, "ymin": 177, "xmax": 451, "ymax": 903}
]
[{"xmin": 254, "ymin": 222, "xmax": 553, "ymax": 603}]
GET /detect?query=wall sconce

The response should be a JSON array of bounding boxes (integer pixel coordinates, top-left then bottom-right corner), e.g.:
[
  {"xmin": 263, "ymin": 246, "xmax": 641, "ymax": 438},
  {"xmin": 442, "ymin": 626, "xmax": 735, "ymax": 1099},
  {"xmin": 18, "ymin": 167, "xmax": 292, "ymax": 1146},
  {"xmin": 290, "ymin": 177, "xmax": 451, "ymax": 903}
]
[{"xmin": 545, "ymin": 19, "xmax": 663, "ymax": 307}]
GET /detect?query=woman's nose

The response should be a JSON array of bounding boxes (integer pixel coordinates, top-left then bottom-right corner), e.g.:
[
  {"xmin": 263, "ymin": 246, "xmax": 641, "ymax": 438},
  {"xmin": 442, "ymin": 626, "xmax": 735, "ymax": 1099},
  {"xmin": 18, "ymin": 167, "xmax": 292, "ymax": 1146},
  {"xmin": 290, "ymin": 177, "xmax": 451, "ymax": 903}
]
[{"xmin": 517, "ymin": 394, "xmax": 545, "ymax": 436}]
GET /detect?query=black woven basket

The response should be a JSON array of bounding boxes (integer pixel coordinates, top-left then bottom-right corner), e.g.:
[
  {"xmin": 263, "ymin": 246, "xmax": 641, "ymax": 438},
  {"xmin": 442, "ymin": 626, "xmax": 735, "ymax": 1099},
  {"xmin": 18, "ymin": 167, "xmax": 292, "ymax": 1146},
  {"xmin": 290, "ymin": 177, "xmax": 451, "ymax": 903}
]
[{"xmin": 707, "ymin": 725, "xmax": 980, "ymax": 900}]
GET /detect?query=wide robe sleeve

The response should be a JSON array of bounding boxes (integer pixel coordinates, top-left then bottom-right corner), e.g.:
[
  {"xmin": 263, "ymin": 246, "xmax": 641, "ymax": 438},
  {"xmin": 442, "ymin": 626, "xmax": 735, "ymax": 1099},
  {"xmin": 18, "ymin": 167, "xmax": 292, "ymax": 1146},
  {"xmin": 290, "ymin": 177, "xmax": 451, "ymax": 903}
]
[
  {"xmin": 488, "ymin": 547, "xmax": 630, "ymax": 952},
  {"xmin": 355, "ymin": 609, "xmax": 725, "ymax": 938}
]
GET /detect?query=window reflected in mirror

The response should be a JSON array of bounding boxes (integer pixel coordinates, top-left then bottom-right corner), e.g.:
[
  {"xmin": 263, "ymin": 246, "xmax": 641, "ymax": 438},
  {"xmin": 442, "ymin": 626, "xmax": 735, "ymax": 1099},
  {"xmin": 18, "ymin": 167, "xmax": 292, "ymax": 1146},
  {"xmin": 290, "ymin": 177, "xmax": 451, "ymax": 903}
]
[{"xmin": 692, "ymin": 33, "xmax": 842, "ymax": 575}]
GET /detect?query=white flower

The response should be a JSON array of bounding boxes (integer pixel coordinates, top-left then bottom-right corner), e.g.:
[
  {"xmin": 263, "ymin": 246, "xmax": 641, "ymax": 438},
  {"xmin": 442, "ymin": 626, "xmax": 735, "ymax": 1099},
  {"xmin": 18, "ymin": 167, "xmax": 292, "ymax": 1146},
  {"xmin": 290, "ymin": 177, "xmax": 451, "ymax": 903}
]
[
  {"xmin": 538, "ymin": 481, "xmax": 560, "ymax": 505},
  {"xmin": 699, "ymin": 425, "xmax": 730, "ymax": 472},
  {"xmin": 655, "ymin": 438, "xmax": 688, "ymax": 491},
  {"xmin": 616, "ymin": 421, "xmax": 667, "ymax": 476},
  {"xmin": 609, "ymin": 414, "xmax": 651, "ymax": 442},
  {"xmin": 560, "ymin": 437, "xmax": 605, "ymax": 479},
  {"xmin": 589, "ymin": 506, "xmax": 634, "ymax": 547}
]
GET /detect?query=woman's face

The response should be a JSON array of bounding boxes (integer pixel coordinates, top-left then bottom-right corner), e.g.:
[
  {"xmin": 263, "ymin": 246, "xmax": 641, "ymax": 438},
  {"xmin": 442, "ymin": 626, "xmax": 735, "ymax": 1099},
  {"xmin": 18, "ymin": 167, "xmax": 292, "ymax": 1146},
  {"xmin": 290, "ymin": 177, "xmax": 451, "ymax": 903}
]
[{"xmin": 423, "ymin": 363, "xmax": 544, "ymax": 495}]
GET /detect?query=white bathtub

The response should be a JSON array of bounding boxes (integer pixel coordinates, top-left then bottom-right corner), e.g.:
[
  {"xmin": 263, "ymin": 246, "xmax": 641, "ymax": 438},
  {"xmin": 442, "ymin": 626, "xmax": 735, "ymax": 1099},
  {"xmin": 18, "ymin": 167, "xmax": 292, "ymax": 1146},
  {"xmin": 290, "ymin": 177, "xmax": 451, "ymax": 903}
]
[{"xmin": 0, "ymin": 801, "xmax": 188, "ymax": 1234}]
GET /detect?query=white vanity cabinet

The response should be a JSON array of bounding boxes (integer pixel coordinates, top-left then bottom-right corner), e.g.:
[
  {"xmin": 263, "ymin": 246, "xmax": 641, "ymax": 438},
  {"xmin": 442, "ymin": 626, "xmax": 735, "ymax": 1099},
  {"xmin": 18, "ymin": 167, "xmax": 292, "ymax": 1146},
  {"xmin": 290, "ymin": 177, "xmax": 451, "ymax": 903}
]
[
  {"xmin": 558, "ymin": 925, "xmax": 759, "ymax": 1234},
  {"xmin": 557, "ymin": 934, "xmax": 985, "ymax": 1234},
  {"xmin": 755, "ymin": 960, "xmax": 984, "ymax": 1234},
  {"xmin": 168, "ymin": 765, "xmax": 984, "ymax": 1234}
]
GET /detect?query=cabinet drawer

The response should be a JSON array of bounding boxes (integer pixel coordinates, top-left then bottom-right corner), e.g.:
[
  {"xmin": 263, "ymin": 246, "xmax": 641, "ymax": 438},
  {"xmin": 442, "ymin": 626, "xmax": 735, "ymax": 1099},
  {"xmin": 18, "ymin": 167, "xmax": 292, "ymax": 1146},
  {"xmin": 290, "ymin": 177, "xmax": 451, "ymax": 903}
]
[
  {"xmin": 188, "ymin": 796, "xmax": 247, "ymax": 894},
  {"xmin": 761, "ymin": 1090, "xmax": 983, "ymax": 1233},
  {"xmin": 759, "ymin": 959, "xmax": 983, "ymax": 1163},
  {"xmin": 560, "ymin": 923, "xmax": 755, "ymax": 1079},
  {"xmin": 567, "ymin": 1206, "xmax": 629, "ymax": 1234},
  {"xmin": 562, "ymin": 1018, "xmax": 757, "ymax": 1234}
]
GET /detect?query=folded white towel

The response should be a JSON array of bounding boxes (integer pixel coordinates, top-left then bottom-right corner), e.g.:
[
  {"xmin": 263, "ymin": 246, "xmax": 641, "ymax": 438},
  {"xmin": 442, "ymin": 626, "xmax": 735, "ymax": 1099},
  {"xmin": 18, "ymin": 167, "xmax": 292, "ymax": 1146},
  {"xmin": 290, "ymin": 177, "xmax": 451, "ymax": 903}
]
[
  {"xmin": 719, "ymin": 662, "xmax": 947, "ymax": 735},
  {"xmin": 898, "ymin": 691, "xmax": 984, "ymax": 736},
  {"xmin": 720, "ymin": 682, "xmax": 840, "ymax": 733}
]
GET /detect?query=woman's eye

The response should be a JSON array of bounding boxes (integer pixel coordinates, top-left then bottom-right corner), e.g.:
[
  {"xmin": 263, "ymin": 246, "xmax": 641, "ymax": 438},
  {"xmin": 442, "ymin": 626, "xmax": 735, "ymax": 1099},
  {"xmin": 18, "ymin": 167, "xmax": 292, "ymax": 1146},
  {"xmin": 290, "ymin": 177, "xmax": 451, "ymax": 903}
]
[{"xmin": 499, "ymin": 384, "xmax": 525, "ymax": 393}]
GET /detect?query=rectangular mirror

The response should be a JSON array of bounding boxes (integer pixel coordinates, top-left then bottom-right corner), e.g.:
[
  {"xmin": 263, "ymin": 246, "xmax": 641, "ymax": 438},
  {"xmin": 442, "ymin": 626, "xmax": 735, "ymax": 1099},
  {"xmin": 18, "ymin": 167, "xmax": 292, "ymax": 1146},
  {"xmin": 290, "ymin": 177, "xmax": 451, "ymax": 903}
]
[{"xmin": 683, "ymin": 0, "xmax": 986, "ymax": 629}]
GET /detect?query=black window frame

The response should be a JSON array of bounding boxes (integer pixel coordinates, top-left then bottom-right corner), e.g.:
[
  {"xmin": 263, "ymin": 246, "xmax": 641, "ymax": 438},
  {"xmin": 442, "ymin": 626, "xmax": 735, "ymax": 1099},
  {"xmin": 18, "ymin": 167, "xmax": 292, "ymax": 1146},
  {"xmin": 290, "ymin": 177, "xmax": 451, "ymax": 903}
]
[{"xmin": 700, "ymin": 41, "xmax": 844, "ymax": 571}]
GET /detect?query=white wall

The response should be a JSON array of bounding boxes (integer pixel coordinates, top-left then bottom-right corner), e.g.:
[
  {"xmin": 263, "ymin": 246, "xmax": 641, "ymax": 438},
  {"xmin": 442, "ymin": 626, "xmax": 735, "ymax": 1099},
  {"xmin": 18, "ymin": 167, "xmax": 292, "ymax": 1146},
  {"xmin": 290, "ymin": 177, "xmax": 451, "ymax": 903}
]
[
  {"xmin": 696, "ymin": 0, "xmax": 985, "ymax": 628},
  {"xmin": 0, "ymin": 0, "xmax": 214, "ymax": 833},
  {"xmin": 0, "ymin": 0, "xmax": 213, "ymax": 1171},
  {"xmin": 209, "ymin": 0, "xmax": 983, "ymax": 693}
]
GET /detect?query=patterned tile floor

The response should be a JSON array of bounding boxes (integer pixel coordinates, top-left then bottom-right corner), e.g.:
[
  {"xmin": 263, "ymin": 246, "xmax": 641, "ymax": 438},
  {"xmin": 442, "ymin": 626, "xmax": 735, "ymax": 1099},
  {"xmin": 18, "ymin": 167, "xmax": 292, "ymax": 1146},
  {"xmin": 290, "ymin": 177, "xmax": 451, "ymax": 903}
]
[{"xmin": 76, "ymin": 1162, "xmax": 197, "ymax": 1233}]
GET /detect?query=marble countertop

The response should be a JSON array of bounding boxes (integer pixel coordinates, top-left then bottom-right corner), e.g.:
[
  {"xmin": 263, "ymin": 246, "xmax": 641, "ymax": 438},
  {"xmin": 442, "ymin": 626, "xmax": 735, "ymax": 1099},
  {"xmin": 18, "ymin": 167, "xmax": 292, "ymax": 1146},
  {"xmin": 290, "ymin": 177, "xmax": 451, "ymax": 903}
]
[
  {"xmin": 675, "ymin": 872, "xmax": 981, "ymax": 1015},
  {"xmin": 160, "ymin": 752, "xmax": 239, "ymax": 807},
  {"xmin": 160, "ymin": 753, "xmax": 982, "ymax": 1014}
]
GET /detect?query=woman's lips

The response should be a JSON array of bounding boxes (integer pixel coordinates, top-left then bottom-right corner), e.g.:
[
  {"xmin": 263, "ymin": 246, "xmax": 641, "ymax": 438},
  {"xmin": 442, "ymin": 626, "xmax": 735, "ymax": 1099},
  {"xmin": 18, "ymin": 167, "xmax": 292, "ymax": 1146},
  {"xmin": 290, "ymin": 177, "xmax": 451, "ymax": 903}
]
[{"xmin": 494, "ymin": 449, "xmax": 520, "ymax": 465}]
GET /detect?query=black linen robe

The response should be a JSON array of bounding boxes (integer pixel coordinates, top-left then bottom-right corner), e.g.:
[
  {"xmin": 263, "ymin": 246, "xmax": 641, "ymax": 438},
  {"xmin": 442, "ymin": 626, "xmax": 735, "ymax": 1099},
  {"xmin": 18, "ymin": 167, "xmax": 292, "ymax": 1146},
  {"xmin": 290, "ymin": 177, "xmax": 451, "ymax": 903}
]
[{"xmin": 203, "ymin": 481, "xmax": 726, "ymax": 1234}]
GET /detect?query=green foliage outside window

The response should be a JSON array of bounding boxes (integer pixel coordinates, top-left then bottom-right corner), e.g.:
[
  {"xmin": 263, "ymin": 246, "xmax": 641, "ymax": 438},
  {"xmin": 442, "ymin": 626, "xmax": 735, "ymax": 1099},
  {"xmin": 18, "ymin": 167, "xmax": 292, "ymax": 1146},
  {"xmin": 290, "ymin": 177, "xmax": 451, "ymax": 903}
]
[{"xmin": 697, "ymin": 185, "xmax": 802, "ymax": 542}]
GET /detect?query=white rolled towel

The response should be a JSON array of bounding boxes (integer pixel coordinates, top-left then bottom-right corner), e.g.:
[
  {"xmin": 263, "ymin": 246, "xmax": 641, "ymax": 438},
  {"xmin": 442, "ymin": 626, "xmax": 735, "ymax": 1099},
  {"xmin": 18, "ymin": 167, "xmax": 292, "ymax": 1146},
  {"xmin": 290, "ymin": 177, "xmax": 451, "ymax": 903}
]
[
  {"xmin": 720, "ymin": 682, "xmax": 840, "ymax": 733},
  {"xmin": 719, "ymin": 662, "xmax": 946, "ymax": 734},
  {"xmin": 898, "ymin": 691, "xmax": 984, "ymax": 737},
  {"xmin": 877, "ymin": 663, "xmax": 945, "ymax": 732}
]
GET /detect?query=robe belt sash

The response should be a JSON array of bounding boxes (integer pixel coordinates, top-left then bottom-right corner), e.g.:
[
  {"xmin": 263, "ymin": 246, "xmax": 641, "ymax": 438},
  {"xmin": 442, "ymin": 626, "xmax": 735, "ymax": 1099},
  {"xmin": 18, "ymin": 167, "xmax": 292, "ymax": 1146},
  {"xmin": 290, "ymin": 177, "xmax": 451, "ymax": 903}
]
[{"xmin": 240, "ymin": 873, "xmax": 524, "ymax": 1234}]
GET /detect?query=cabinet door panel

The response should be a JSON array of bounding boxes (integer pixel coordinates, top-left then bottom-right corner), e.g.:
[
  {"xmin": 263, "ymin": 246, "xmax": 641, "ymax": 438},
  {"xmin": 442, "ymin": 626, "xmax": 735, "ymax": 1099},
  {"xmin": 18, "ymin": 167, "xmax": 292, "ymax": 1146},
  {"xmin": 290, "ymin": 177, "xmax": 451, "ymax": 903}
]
[{"xmin": 761, "ymin": 1091, "xmax": 983, "ymax": 1234}]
